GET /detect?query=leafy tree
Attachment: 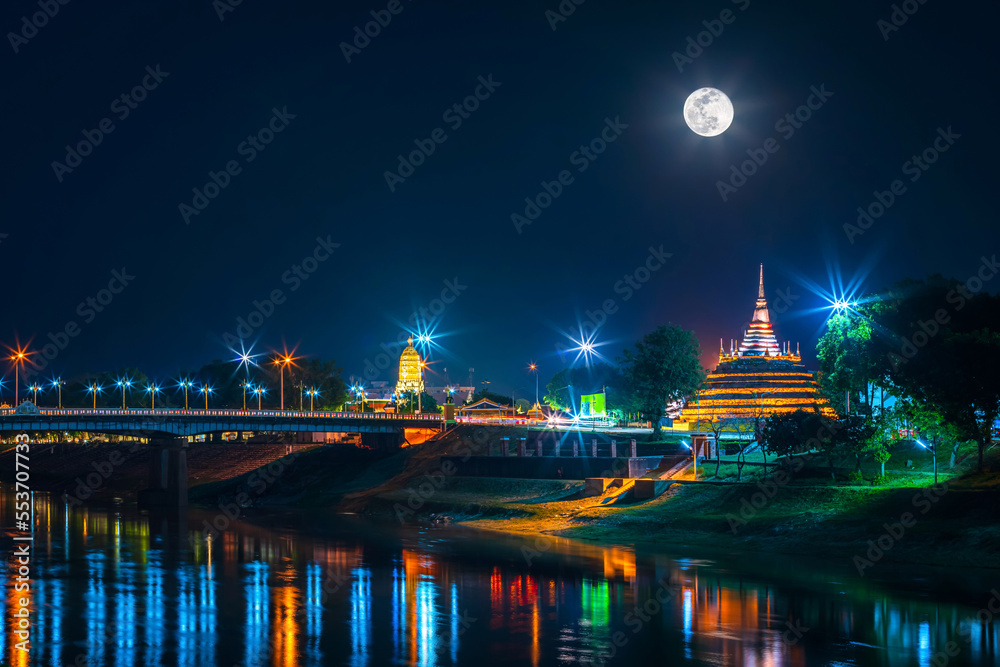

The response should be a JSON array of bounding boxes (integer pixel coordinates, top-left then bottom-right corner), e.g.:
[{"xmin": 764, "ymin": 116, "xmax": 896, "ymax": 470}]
[
  {"xmin": 761, "ymin": 410, "xmax": 824, "ymax": 463},
  {"xmin": 544, "ymin": 363, "xmax": 625, "ymax": 413},
  {"xmin": 817, "ymin": 310, "xmax": 883, "ymax": 415},
  {"xmin": 869, "ymin": 277, "xmax": 1000, "ymax": 471},
  {"xmin": 544, "ymin": 368, "xmax": 574, "ymax": 410},
  {"xmin": 619, "ymin": 324, "xmax": 705, "ymax": 436},
  {"xmin": 419, "ymin": 391, "xmax": 440, "ymax": 414}
]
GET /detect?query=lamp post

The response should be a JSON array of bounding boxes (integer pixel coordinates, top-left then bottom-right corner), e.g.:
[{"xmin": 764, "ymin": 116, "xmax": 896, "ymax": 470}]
[
  {"xmin": 199, "ymin": 384, "xmax": 214, "ymax": 410},
  {"xmin": 529, "ymin": 362, "xmax": 539, "ymax": 406},
  {"xmin": 116, "ymin": 378, "xmax": 133, "ymax": 410},
  {"xmin": 27, "ymin": 382, "xmax": 41, "ymax": 406},
  {"xmin": 299, "ymin": 381, "xmax": 304, "ymax": 411},
  {"xmin": 241, "ymin": 380, "xmax": 250, "ymax": 411},
  {"xmin": 917, "ymin": 439, "xmax": 937, "ymax": 485},
  {"xmin": 253, "ymin": 385, "xmax": 265, "ymax": 410},
  {"xmin": 8, "ymin": 349, "xmax": 29, "ymax": 406},
  {"xmin": 178, "ymin": 379, "xmax": 193, "ymax": 410},
  {"xmin": 306, "ymin": 387, "xmax": 319, "ymax": 412},
  {"xmin": 86, "ymin": 382, "xmax": 102, "ymax": 409},
  {"xmin": 146, "ymin": 383, "xmax": 161, "ymax": 410},
  {"xmin": 273, "ymin": 355, "xmax": 293, "ymax": 411},
  {"xmin": 51, "ymin": 377, "xmax": 64, "ymax": 409}
]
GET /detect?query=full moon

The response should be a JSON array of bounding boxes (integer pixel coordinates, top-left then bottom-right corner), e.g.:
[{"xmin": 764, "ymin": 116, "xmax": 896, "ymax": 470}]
[{"xmin": 683, "ymin": 88, "xmax": 734, "ymax": 137}]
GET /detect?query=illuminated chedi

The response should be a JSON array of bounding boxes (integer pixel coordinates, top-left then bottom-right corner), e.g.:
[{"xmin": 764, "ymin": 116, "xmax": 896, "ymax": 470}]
[
  {"xmin": 396, "ymin": 337, "xmax": 425, "ymax": 397},
  {"xmin": 682, "ymin": 264, "xmax": 836, "ymax": 424}
]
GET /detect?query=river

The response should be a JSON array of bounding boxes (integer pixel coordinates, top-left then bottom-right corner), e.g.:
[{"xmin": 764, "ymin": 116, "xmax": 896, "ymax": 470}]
[{"xmin": 0, "ymin": 489, "xmax": 997, "ymax": 666}]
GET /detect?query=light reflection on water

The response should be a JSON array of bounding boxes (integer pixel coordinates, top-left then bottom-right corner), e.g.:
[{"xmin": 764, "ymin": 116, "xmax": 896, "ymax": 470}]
[{"xmin": 0, "ymin": 490, "xmax": 997, "ymax": 666}]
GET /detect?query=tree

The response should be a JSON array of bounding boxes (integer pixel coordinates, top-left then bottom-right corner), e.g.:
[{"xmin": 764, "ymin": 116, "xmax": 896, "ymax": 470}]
[
  {"xmin": 869, "ymin": 277, "xmax": 1000, "ymax": 471},
  {"xmin": 761, "ymin": 410, "xmax": 831, "ymax": 467},
  {"xmin": 619, "ymin": 324, "xmax": 705, "ymax": 436},
  {"xmin": 817, "ymin": 309, "xmax": 886, "ymax": 416},
  {"xmin": 544, "ymin": 363, "xmax": 624, "ymax": 413},
  {"xmin": 419, "ymin": 391, "xmax": 440, "ymax": 414}
]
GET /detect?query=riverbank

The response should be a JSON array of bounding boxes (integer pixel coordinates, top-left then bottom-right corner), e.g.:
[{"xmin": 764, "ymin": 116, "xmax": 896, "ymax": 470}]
[
  {"xmin": 21, "ymin": 426, "xmax": 998, "ymax": 570},
  {"xmin": 192, "ymin": 425, "xmax": 1000, "ymax": 571}
]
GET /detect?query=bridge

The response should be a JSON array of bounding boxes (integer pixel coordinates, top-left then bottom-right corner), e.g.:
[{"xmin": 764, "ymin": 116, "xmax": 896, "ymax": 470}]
[
  {"xmin": 0, "ymin": 406, "xmax": 445, "ymax": 437},
  {"xmin": 0, "ymin": 404, "xmax": 451, "ymax": 509}
]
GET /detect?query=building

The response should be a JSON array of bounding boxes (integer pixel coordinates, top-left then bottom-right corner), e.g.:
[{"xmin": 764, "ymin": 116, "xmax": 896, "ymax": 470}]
[
  {"xmin": 457, "ymin": 398, "xmax": 514, "ymax": 419},
  {"xmin": 682, "ymin": 265, "xmax": 837, "ymax": 425},
  {"xmin": 396, "ymin": 337, "xmax": 425, "ymax": 398}
]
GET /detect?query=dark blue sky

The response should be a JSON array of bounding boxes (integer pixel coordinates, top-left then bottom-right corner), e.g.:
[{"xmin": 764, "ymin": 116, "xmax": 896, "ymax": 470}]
[{"xmin": 2, "ymin": 0, "xmax": 997, "ymax": 399}]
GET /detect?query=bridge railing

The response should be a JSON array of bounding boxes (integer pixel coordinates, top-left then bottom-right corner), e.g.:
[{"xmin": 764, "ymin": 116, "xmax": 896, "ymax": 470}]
[{"xmin": 0, "ymin": 407, "xmax": 443, "ymax": 421}]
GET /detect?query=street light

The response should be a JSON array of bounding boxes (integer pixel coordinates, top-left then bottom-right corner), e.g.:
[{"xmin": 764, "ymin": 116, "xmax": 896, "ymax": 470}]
[
  {"xmin": 145, "ymin": 383, "xmax": 162, "ymax": 409},
  {"xmin": 306, "ymin": 386, "xmax": 320, "ymax": 412},
  {"xmin": 115, "ymin": 377, "xmax": 133, "ymax": 410},
  {"xmin": 198, "ymin": 384, "xmax": 214, "ymax": 410},
  {"xmin": 916, "ymin": 439, "xmax": 937, "ymax": 485},
  {"xmin": 272, "ymin": 353, "xmax": 296, "ymax": 411},
  {"xmin": 86, "ymin": 382, "xmax": 104, "ymax": 409},
  {"xmin": 177, "ymin": 378, "xmax": 194, "ymax": 410},
  {"xmin": 253, "ymin": 384, "xmax": 267, "ymax": 410},
  {"xmin": 528, "ymin": 362, "xmax": 539, "ymax": 406},
  {"xmin": 27, "ymin": 382, "xmax": 41, "ymax": 406},
  {"xmin": 7, "ymin": 345, "xmax": 32, "ymax": 406},
  {"xmin": 233, "ymin": 343, "xmax": 260, "ymax": 410},
  {"xmin": 51, "ymin": 377, "xmax": 64, "ymax": 409},
  {"xmin": 240, "ymin": 379, "xmax": 252, "ymax": 411}
]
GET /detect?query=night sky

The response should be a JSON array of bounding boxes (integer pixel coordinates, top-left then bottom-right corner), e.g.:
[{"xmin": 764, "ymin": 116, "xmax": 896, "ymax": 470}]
[{"xmin": 3, "ymin": 0, "xmax": 997, "ymax": 399}]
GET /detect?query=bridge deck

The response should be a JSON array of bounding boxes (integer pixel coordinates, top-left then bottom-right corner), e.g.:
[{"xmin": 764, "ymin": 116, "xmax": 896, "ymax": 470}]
[{"xmin": 0, "ymin": 408, "xmax": 444, "ymax": 436}]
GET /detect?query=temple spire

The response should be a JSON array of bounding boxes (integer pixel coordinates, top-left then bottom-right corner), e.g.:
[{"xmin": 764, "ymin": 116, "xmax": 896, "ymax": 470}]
[{"xmin": 758, "ymin": 263, "xmax": 765, "ymax": 299}]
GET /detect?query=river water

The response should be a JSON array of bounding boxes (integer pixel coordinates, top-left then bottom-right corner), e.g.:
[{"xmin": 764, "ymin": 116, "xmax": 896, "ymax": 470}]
[{"xmin": 0, "ymin": 489, "xmax": 997, "ymax": 666}]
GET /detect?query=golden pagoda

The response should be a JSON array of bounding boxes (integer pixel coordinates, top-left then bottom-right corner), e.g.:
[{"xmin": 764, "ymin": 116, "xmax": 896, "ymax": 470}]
[
  {"xmin": 396, "ymin": 337, "xmax": 425, "ymax": 398},
  {"xmin": 682, "ymin": 265, "xmax": 836, "ymax": 425}
]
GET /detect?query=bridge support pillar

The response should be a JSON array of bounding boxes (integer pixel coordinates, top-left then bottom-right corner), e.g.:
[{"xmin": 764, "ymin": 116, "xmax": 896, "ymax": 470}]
[
  {"xmin": 361, "ymin": 430, "xmax": 404, "ymax": 451},
  {"xmin": 138, "ymin": 437, "xmax": 188, "ymax": 509}
]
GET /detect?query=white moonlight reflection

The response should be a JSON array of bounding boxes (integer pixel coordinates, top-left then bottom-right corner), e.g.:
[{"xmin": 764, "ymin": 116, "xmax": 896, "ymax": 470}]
[{"xmin": 684, "ymin": 88, "xmax": 734, "ymax": 137}]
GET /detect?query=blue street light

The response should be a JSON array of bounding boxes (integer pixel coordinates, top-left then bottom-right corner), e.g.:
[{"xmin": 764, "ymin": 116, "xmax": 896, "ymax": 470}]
[
  {"xmin": 252, "ymin": 384, "xmax": 267, "ymax": 410},
  {"xmin": 175, "ymin": 378, "xmax": 195, "ymax": 410},
  {"xmin": 115, "ymin": 377, "xmax": 133, "ymax": 410},
  {"xmin": 85, "ymin": 382, "xmax": 105, "ymax": 409},
  {"xmin": 198, "ymin": 384, "xmax": 215, "ymax": 410},
  {"xmin": 145, "ymin": 383, "xmax": 162, "ymax": 409}
]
